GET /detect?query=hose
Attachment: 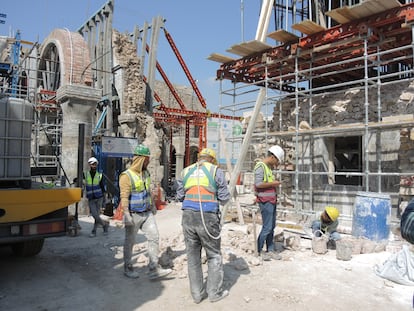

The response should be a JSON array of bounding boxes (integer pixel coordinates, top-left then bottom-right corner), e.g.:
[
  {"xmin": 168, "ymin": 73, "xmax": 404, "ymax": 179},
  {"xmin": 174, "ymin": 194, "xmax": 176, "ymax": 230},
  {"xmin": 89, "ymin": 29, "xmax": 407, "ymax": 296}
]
[{"xmin": 197, "ymin": 162, "xmax": 221, "ymax": 240}]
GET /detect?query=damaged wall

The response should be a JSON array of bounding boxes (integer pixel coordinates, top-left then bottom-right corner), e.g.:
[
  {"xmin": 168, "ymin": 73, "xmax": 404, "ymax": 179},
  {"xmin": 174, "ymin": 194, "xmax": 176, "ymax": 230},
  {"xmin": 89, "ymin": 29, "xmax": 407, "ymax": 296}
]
[
  {"xmin": 267, "ymin": 81, "xmax": 414, "ymax": 215},
  {"xmin": 112, "ymin": 30, "xmax": 165, "ymax": 184},
  {"xmin": 112, "ymin": 30, "xmax": 204, "ymax": 187}
]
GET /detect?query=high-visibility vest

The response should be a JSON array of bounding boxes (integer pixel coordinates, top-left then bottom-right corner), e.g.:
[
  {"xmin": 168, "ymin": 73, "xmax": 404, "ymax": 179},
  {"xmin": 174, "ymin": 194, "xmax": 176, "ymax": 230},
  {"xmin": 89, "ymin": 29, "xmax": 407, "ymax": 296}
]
[
  {"xmin": 182, "ymin": 162, "xmax": 218, "ymax": 212},
  {"xmin": 85, "ymin": 171, "xmax": 103, "ymax": 199},
  {"xmin": 122, "ymin": 169, "xmax": 151, "ymax": 212},
  {"xmin": 254, "ymin": 162, "xmax": 277, "ymax": 204}
]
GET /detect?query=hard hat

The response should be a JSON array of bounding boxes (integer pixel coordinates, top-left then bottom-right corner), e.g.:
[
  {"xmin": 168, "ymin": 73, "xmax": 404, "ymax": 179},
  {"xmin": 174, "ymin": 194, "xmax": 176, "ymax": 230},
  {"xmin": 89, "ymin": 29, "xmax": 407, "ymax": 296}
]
[
  {"xmin": 199, "ymin": 148, "xmax": 217, "ymax": 164},
  {"xmin": 88, "ymin": 157, "xmax": 98, "ymax": 164},
  {"xmin": 134, "ymin": 144, "xmax": 150, "ymax": 156},
  {"xmin": 268, "ymin": 145, "xmax": 284, "ymax": 162},
  {"xmin": 325, "ymin": 206, "xmax": 340, "ymax": 222}
]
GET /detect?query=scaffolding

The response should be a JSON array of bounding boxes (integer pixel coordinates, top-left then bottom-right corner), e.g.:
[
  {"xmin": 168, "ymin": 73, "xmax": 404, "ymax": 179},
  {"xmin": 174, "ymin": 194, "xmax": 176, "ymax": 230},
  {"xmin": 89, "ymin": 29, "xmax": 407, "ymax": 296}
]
[
  {"xmin": 213, "ymin": 0, "xmax": 414, "ymax": 224},
  {"xmin": 0, "ymin": 34, "xmax": 65, "ymax": 183}
]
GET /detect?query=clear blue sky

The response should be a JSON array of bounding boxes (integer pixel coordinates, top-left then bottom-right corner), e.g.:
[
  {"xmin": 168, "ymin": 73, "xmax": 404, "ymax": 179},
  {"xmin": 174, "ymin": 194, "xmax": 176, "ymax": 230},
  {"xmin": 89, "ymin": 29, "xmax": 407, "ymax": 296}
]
[{"xmin": 1, "ymin": 0, "xmax": 266, "ymax": 114}]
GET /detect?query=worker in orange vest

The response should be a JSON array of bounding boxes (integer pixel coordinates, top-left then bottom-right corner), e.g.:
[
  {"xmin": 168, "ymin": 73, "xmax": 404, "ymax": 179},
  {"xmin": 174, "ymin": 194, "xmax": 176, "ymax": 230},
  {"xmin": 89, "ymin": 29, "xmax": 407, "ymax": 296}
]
[{"xmin": 176, "ymin": 148, "xmax": 230, "ymax": 304}]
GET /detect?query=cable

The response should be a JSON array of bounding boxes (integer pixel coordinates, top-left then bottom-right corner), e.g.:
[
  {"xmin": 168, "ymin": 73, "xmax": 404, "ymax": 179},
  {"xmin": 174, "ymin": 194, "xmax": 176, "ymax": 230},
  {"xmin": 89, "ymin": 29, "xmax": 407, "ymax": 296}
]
[{"xmin": 197, "ymin": 162, "xmax": 221, "ymax": 240}]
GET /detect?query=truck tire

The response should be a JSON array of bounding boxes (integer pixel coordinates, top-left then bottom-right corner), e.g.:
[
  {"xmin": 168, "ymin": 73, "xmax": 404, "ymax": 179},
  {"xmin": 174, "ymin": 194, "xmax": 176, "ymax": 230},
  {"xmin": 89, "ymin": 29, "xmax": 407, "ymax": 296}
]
[{"xmin": 11, "ymin": 239, "xmax": 45, "ymax": 257}]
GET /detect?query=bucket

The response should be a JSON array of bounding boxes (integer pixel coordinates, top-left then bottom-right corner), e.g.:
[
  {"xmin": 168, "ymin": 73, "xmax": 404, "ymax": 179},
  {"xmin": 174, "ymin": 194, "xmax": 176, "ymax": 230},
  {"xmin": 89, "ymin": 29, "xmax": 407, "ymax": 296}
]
[
  {"xmin": 312, "ymin": 231, "xmax": 328, "ymax": 254},
  {"xmin": 336, "ymin": 240, "xmax": 353, "ymax": 261},
  {"xmin": 352, "ymin": 192, "xmax": 391, "ymax": 241}
]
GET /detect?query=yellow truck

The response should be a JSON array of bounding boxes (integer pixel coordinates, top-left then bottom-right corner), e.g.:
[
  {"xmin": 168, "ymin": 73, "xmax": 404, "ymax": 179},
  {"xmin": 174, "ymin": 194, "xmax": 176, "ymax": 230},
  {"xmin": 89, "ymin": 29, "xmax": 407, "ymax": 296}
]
[
  {"xmin": 0, "ymin": 94, "xmax": 81, "ymax": 256},
  {"xmin": 0, "ymin": 34, "xmax": 82, "ymax": 256},
  {"xmin": 0, "ymin": 186, "xmax": 81, "ymax": 256}
]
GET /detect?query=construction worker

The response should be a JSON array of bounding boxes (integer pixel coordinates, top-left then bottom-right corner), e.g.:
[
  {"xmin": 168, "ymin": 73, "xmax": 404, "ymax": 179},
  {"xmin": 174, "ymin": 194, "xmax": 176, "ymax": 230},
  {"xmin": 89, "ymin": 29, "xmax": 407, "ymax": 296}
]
[
  {"xmin": 119, "ymin": 144, "xmax": 172, "ymax": 279},
  {"xmin": 311, "ymin": 206, "xmax": 341, "ymax": 248},
  {"xmin": 176, "ymin": 148, "xmax": 230, "ymax": 304},
  {"xmin": 254, "ymin": 145, "xmax": 285, "ymax": 261},
  {"xmin": 400, "ymin": 199, "xmax": 414, "ymax": 244},
  {"xmin": 84, "ymin": 157, "xmax": 109, "ymax": 237}
]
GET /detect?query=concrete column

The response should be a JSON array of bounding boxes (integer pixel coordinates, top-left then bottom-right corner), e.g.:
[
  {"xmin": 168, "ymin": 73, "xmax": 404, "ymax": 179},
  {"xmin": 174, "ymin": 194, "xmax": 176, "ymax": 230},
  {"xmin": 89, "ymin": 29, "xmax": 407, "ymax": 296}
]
[
  {"xmin": 175, "ymin": 154, "xmax": 184, "ymax": 177},
  {"xmin": 173, "ymin": 135, "xmax": 186, "ymax": 177},
  {"xmin": 57, "ymin": 84, "xmax": 102, "ymax": 214}
]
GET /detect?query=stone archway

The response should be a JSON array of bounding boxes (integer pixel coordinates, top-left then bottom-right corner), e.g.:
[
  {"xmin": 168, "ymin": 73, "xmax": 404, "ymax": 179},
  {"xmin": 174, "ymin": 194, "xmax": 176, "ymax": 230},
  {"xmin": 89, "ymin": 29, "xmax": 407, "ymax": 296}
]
[
  {"xmin": 39, "ymin": 29, "xmax": 93, "ymax": 87},
  {"xmin": 37, "ymin": 29, "xmax": 101, "ymax": 192}
]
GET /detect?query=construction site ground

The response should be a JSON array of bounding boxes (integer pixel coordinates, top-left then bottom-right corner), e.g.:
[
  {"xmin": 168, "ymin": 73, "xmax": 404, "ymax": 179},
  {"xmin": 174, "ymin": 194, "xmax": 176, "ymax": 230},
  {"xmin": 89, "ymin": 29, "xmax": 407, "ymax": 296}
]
[{"xmin": 1, "ymin": 201, "xmax": 412, "ymax": 311}]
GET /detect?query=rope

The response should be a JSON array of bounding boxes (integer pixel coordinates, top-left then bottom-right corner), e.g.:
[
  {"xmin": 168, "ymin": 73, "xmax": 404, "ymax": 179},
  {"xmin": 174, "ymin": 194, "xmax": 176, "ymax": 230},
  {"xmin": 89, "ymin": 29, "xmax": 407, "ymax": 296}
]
[{"xmin": 197, "ymin": 162, "xmax": 221, "ymax": 240}]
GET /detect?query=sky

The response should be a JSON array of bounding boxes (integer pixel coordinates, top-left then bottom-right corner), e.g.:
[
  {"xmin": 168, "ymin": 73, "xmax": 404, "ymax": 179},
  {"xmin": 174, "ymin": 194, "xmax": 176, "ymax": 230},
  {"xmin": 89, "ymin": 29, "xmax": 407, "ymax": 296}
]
[{"xmin": 1, "ymin": 0, "xmax": 267, "ymax": 115}]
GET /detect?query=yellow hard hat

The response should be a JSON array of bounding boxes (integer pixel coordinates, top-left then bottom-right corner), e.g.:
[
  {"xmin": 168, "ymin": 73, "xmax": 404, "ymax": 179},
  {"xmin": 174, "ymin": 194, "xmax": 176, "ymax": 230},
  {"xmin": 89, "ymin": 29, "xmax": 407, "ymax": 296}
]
[
  {"xmin": 199, "ymin": 148, "xmax": 217, "ymax": 164},
  {"xmin": 325, "ymin": 206, "xmax": 340, "ymax": 221}
]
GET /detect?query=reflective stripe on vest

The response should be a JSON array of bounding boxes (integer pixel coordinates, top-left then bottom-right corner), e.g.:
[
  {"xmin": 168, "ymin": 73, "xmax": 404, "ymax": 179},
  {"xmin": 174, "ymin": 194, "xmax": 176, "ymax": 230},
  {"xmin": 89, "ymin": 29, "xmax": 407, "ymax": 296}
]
[
  {"xmin": 182, "ymin": 162, "xmax": 217, "ymax": 203},
  {"xmin": 254, "ymin": 162, "xmax": 276, "ymax": 203},
  {"xmin": 85, "ymin": 171, "xmax": 103, "ymax": 199},
  {"xmin": 123, "ymin": 169, "xmax": 151, "ymax": 212}
]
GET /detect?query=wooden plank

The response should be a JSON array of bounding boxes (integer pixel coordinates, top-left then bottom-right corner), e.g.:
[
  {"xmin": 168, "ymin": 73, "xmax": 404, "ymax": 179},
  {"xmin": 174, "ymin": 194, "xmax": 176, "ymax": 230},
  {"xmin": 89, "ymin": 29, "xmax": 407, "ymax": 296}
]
[
  {"xmin": 207, "ymin": 53, "xmax": 235, "ymax": 63},
  {"xmin": 226, "ymin": 44, "xmax": 252, "ymax": 56},
  {"xmin": 352, "ymin": 0, "xmax": 401, "ymax": 18},
  {"xmin": 291, "ymin": 20, "xmax": 326, "ymax": 35},
  {"xmin": 326, "ymin": 0, "xmax": 401, "ymax": 24},
  {"xmin": 267, "ymin": 29, "xmax": 299, "ymax": 43},
  {"xmin": 238, "ymin": 40, "xmax": 271, "ymax": 53},
  {"xmin": 226, "ymin": 40, "xmax": 272, "ymax": 57},
  {"xmin": 326, "ymin": 6, "xmax": 355, "ymax": 24}
]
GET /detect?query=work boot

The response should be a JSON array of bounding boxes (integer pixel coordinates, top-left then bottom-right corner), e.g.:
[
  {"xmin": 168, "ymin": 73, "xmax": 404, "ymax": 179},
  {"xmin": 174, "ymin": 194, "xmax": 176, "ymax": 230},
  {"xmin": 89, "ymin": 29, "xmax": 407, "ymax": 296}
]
[
  {"xmin": 103, "ymin": 222, "xmax": 109, "ymax": 236},
  {"xmin": 269, "ymin": 251, "xmax": 282, "ymax": 260},
  {"xmin": 210, "ymin": 290, "xmax": 229, "ymax": 303},
  {"xmin": 124, "ymin": 264, "xmax": 139, "ymax": 279},
  {"xmin": 327, "ymin": 239, "xmax": 337, "ymax": 250},
  {"xmin": 148, "ymin": 267, "xmax": 172, "ymax": 280},
  {"xmin": 259, "ymin": 252, "xmax": 271, "ymax": 261},
  {"xmin": 89, "ymin": 230, "xmax": 96, "ymax": 238},
  {"xmin": 194, "ymin": 291, "xmax": 208, "ymax": 304}
]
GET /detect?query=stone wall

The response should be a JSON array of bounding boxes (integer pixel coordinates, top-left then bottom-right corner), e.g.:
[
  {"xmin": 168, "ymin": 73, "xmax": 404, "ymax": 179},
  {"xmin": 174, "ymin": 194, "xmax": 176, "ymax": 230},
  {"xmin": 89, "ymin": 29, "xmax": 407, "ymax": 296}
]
[
  {"xmin": 273, "ymin": 82, "xmax": 414, "ymax": 131},
  {"xmin": 268, "ymin": 81, "xmax": 414, "ymax": 216},
  {"xmin": 112, "ymin": 30, "xmax": 204, "ymax": 186}
]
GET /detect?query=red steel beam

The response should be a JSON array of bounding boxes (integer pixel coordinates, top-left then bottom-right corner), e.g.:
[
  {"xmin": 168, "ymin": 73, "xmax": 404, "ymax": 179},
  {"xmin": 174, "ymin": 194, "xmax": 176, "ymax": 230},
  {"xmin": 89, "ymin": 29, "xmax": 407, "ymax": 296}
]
[
  {"xmin": 146, "ymin": 44, "xmax": 187, "ymax": 110},
  {"xmin": 163, "ymin": 28, "xmax": 207, "ymax": 108},
  {"xmin": 216, "ymin": 3, "xmax": 414, "ymax": 89}
]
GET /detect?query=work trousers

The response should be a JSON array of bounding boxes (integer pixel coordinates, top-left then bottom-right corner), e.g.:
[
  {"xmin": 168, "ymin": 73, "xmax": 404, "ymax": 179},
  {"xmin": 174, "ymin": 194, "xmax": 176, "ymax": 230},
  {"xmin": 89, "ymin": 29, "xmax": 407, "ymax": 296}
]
[
  {"xmin": 123, "ymin": 211, "xmax": 160, "ymax": 270},
  {"xmin": 257, "ymin": 201, "xmax": 277, "ymax": 253},
  {"xmin": 88, "ymin": 197, "xmax": 106, "ymax": 232},
  {"xmin": 182, "ymin": 209, "xmax": 224, "ymax": 302}
]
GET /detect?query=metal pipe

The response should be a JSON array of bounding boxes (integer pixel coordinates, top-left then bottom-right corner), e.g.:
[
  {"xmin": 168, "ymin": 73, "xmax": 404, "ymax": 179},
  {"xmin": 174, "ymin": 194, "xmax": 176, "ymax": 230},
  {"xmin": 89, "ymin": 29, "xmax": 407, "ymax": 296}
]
[{"xmin": 363, "ymin": 35, "xmax": 369, "ymax": 192}]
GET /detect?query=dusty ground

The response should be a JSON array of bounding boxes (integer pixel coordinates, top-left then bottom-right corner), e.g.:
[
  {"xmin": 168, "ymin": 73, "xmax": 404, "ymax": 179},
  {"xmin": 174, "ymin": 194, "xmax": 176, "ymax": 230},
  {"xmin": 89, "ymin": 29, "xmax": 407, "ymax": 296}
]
[{"xmin": 1, "ymin": 201, "xmax": 413, "ymax": 311}]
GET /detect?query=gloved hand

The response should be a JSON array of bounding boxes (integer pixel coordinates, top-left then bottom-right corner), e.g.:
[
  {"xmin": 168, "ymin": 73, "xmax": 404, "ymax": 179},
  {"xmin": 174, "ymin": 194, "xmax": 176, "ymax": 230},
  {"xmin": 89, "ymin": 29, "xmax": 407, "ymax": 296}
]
[{"xmin": 123, "ymin": 211, "xmax": 134, "ymax": 226}]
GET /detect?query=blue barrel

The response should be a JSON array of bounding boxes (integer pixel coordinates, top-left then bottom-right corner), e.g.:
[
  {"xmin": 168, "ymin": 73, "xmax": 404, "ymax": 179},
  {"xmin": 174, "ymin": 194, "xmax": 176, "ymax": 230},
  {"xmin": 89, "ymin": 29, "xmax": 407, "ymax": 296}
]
[{"xmin": 352, "ymin": 192, "xmax": 391, "ymax": 241}]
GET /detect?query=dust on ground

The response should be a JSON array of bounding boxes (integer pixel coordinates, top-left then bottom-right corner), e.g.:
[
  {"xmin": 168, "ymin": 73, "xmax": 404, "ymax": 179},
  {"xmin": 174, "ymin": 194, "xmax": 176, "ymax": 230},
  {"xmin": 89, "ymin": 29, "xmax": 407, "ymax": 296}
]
[{"xmin": 0, "ymin": 202, "xmax": 413, "ymax": 311}]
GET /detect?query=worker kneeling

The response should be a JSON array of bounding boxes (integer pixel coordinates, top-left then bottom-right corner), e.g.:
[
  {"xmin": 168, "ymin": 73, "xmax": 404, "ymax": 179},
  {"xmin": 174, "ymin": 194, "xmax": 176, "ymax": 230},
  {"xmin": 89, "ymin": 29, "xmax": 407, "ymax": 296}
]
[{"xmin": 311, "ymin": 206, "xmax": 341, "ymax": 249}]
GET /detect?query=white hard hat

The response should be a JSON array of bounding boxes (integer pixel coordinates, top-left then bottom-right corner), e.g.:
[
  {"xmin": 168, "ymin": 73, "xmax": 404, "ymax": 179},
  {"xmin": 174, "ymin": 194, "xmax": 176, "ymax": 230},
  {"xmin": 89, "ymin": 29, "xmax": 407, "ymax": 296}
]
[
  {"xmin": 88, "ymin": 157, "xmax": 98, "ymax": 164},
  {"xmin": 268, "ymin": 145, "xmax": 284, "ymax": 162}
]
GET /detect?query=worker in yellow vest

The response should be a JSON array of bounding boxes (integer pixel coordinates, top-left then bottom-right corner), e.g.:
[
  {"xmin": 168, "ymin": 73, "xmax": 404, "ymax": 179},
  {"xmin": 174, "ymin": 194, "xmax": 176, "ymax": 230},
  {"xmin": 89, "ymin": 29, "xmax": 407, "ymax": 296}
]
[
  {"xmin": 176, "ymin": 148, "xmax": 230, "ymax": 304},
  {"xmin": 254, "ymin": 145, "xmax": 284, "ymax": 261},
  {"xmin": 119, "ymin": 144, "xmax": 172, "ymax": 280},
  {"xmin": 84, "ymin": 157, "xmax": 109, "ymax": 237}
]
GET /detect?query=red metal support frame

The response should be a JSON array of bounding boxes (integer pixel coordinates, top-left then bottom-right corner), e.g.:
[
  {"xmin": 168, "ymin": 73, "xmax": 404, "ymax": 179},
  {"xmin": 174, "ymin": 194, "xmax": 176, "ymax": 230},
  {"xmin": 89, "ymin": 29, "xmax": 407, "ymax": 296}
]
[
  {"xmin": 163, "ymin": 28, "xmax": 207, "ymax": 109},
  {"xmin": 146, "ymin": 44, "xmax": 187, "ymax": 110},
  {"xmin": 185, "ymin": 120, "xmax": 190, "ymax": 166},
  {"xmin": 216, "ymin": 3, "xmax": 414, "ymax": 90},
  {"xmin": 143, "ymin": 27, "xmax": 245, "ymax": 169}
]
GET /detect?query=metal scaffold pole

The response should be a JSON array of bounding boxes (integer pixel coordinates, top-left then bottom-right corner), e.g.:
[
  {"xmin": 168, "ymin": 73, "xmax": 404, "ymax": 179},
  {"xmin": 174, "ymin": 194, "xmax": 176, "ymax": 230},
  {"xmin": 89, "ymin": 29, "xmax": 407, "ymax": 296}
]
[{"xmin": 221, "ymin": 0, "xmax": 274, "ymax": 224}]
